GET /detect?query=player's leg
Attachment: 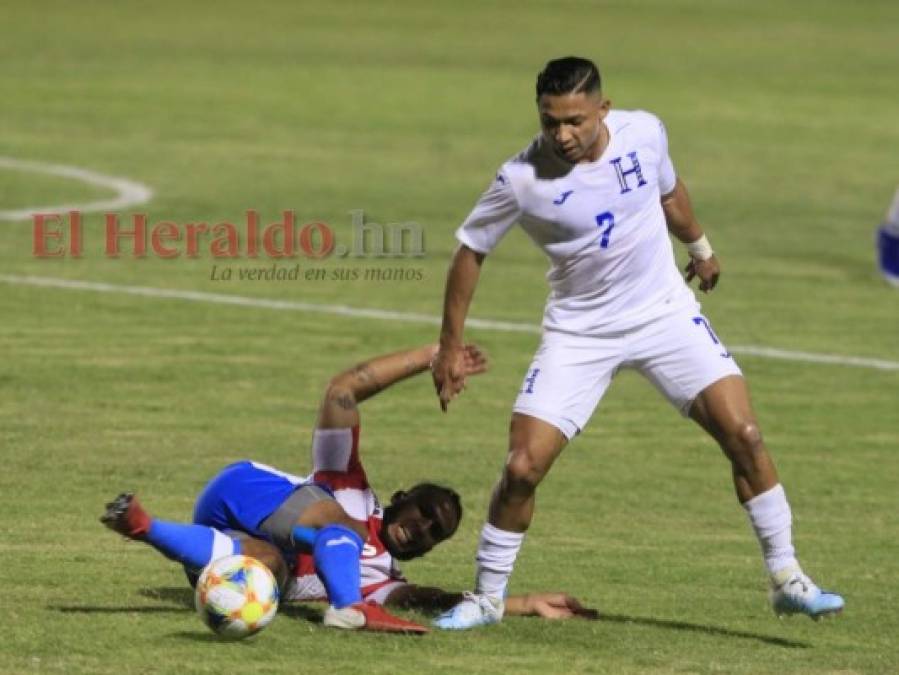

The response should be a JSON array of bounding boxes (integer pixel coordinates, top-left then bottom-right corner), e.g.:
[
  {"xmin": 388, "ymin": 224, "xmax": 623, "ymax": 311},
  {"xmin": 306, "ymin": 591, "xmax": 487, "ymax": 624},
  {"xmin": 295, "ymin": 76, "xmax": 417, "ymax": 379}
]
[
  {"xmin": 101, "ymin": 492, "xmax": 245, "ymax": 572},
  {"xmin": 257, "ymin": 487, "xmax": 366, "ymax": 609},
  {"xmin": 291, "ymin": 497, "xmax": 369, "ymax": 543},
  {"xmin": 434, "ymin": 415, "xmax": 566, "ymax": 630},
  {"xmin": 488, "ymin": 414, "xmax": 568, "ymax": 531},
  {"xmin": 689, "ymin": 376, "xmax": 794, "ymax": 575},
  {"xmin": 688, "ymin": 375, "xmax": 778, "ymax": 502},
  {"xmin": 255, "ymin": 483, "xmax": 427, "ymax": 633},
  {"xmin": 478, "ymin": 413, "xmax": 567, "ymax": 593},
  {"xmin": 639, "ymin": 310, "xmax": 843, "ymax": 619},
  {"xmin": 239, "ymin": 537, "xmax": 290, "ymax": 588},
  {"xmin": 436, "ymin": 331, "xmax": 615, "ymax": 630},
  {"xmin": 181, "ymin": 532, "xmax": 290, "ymax": 590},
  {"xmin": 689, "ymin": 376, "xmax": 843, "ymax": 619},
  {"xmin": 185, "ymin": 461, "xmax": 364, "ymax": 605}
]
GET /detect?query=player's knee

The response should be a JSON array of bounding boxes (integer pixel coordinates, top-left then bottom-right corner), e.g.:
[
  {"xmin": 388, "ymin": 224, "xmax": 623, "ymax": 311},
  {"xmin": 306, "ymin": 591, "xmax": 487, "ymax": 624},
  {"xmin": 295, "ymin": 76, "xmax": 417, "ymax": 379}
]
[
  {"xmin": 322, "ymin": 505, "xmax": 368, "ymax": 542},
  {"xmin": 727, "ymin": 421, "xmax": 767, "ymax": 469},
  {"xmin": 734, "ymin": 422, "xmax": 763, "ymax": 452},
  {"xmin": 303, "ymin": 499, "xmax": 368, "ymax": 541},
  {"xmin": 503, "ymin": 448, "xmax": 545, "ymax": 494}
]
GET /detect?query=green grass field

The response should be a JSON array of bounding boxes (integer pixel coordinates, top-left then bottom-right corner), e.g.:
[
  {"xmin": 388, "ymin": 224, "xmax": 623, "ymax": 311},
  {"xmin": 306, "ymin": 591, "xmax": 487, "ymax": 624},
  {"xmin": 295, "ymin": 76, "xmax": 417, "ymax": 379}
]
[{"xmin": 2, "ymin": 1, "xmax": 898, "ymax": 673}]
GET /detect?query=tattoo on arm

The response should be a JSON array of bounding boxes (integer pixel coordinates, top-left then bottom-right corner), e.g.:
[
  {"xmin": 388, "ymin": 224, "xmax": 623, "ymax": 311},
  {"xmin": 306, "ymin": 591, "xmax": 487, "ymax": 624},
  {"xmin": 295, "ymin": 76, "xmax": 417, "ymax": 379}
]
[{"xmin": 332, "ymin": 393, "xmax": 357, "ymax": 411}]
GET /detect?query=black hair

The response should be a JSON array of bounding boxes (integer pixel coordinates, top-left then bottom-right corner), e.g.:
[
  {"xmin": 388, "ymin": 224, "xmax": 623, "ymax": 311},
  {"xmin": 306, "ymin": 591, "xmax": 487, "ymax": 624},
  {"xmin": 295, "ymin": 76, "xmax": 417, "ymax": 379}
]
[
  {"xmin": 392, "ymin": 482, "xmax": 462, "ymax": 535},
  {"xmin": 536, "ymin": 56, "xmax": 602, "ymax": 99}
]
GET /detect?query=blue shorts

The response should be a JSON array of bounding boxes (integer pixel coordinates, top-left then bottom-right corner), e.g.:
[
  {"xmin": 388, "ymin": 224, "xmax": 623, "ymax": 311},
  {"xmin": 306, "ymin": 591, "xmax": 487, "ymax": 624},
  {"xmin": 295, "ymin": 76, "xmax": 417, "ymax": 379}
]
[{"xmin": 192, "ymin": 460, "xmax": 330, "ymax": 542}]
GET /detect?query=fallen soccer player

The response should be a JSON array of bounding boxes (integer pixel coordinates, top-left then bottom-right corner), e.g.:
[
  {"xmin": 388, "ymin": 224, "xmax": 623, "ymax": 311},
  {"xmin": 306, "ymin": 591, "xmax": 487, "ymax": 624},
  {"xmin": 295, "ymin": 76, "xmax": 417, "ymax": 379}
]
[{"xmin": 102, "ymin": 343, "xmax": 598, "ymax": 633}]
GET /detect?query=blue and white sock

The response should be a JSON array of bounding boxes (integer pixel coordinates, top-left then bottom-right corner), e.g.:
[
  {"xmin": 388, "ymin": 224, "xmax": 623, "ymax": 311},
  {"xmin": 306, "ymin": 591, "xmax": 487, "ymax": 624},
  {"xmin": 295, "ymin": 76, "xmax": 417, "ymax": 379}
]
[
  {"xmin": 313, "ymin": 525, "xmax": 363, "ymax": 609},
  {"xmin": 145, "ymin": 520, "xmax": 242, "ymax": 570}
]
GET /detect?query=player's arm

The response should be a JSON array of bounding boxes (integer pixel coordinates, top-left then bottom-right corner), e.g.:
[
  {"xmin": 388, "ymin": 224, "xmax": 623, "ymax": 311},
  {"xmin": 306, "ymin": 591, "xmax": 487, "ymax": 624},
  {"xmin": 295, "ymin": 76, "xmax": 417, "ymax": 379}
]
[
  {"xmin": 661, "ymin": 178, "xmax": 719, "ymax": 293},
  {"xmin": 432, "ymin": 243, "xmax": 486, "ymax": 411},
  {"xmin": 434, "ymin": 165, "xmax": 520, "ymax": 410},
  {"xmin": 385, "ymin": 585, "xmax": 597, "ymax": 620},
  {"xmin": 316, "ymin": 343, "xmax": 488, "ymax": 429}
]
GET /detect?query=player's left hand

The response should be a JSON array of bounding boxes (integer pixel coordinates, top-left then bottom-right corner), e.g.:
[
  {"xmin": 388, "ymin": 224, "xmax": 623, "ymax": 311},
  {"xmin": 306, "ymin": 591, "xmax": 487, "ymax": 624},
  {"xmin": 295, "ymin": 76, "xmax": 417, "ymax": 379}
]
[
  {"xmin": 685, "ymin": 254, "xmax": 720, "ymax": 293},
  {"xmin": 525, "ymin": 593, "xmax": 599, "ymax": 620}
]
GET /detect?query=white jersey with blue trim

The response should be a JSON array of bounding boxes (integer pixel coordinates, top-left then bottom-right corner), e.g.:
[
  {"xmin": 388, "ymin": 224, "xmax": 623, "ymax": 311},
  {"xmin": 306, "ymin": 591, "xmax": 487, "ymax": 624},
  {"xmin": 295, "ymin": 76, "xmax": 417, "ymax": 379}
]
[{"xmin": 456, "ymin": 109, "xmax": 697, "ymax": 335}]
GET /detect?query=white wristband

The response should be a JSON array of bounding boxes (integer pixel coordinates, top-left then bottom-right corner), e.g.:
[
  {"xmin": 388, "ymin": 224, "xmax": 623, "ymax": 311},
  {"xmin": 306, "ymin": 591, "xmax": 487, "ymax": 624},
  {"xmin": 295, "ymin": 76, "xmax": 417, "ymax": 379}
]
[{"xmin": 685, "ymin": 234, "xmax": 714, "ymax": 261}]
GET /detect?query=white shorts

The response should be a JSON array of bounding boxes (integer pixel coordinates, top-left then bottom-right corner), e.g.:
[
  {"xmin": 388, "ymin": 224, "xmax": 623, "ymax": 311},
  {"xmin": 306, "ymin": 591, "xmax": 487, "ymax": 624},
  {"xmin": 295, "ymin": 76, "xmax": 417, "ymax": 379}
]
[{"xmin": 513, "ymin": 309, "xmax": 743, "ymax": 440}]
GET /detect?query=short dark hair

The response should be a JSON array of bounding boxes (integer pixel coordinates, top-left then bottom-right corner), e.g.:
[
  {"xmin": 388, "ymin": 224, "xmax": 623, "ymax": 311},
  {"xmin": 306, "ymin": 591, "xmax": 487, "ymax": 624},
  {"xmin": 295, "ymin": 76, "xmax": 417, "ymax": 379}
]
[{"xmin": 536, "ymin": 57, "xmax": 601, "ymax": 99}]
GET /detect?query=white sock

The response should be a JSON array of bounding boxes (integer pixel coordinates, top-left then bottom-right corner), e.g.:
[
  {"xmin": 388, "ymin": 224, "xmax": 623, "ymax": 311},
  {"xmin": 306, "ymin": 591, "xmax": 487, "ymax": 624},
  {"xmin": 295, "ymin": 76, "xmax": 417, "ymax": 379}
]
[
  {"xmin": 474, "ymin": 523, "xmax": 524, "ymax": 600},
  {"xmin": 743, "ymin": 483, "xmax": 799, "ymax": 576}
]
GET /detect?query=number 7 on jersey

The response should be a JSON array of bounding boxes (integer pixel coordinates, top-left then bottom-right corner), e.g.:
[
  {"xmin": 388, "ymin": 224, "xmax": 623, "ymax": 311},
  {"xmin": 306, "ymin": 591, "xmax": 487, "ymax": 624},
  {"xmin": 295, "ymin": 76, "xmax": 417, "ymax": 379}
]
[{"xmin": 595, "ymin": 211, "xmax": 615, "ymax": 249}]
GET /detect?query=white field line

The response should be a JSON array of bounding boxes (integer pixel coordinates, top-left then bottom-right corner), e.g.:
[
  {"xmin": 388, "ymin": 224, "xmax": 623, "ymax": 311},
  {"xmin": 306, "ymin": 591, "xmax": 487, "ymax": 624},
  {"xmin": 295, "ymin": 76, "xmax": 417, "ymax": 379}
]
[
  {"xmin": 722, "ymin": 345, "xmax": 899, "ymax": 372},
  {"xmin": 0, "ymin": 273, "xmax": 539, "ymax": 334},
  {"xmin": 2, "ymin": 274, "xmax": 898, "ymax": 372},
  {"xmin": 0, "ymin": 157, "xmax": 153, "ymax": 221}
]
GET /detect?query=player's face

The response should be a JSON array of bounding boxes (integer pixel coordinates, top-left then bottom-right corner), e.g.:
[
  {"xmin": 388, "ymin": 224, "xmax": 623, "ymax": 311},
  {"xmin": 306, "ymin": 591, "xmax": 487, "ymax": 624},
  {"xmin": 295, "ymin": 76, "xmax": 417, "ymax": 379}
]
[
  {"xmin": 381, "ymin": 494, "xmax": 459, "ymax": 561},
  {"xmin": 538, "ymin": 90, "xmax": 609, "ymax": 163}
]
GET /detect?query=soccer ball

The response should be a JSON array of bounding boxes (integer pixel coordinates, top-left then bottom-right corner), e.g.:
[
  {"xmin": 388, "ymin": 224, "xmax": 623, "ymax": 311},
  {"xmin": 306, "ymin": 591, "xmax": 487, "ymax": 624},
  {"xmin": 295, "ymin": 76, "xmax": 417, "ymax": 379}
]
[{"xmin": 194, "ymin": 555, "xmax": 280, "ymax": 639}]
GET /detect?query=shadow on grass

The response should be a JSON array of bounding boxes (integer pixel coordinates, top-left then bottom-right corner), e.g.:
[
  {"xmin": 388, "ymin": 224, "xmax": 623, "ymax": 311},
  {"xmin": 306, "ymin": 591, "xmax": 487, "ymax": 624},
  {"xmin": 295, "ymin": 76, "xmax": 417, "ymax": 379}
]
[
  {"xmin": 134, "ymin": 587, "xmax": 326, "ymax": 624},
  {"xmin": 139, "ymin": 586, "xmax": 193, "ymax": 608},
  {"xmin": 48, "ymin": 590, "xmax": 805, "ymax": 648},
  {"xmin": 49, "ymin": 587, "xmax": 325, "ymax": 626},
  {"xmin": 277, "ymin": 604, "xmax": 324, "ymax": 624},
  {"xmin": 168, "ymin": 631, "xmax": 254, "ymax": 643},
  {"xmin": 50, "ymin": 604, "xmax": 185, "ymax": 614},
  {"xmin": 601, "ymin": 613, "xmax": 810, "ymax": 649},
  {"xmin": 49, "ymin": 587, "xmax": 194, "ymax": 615}
]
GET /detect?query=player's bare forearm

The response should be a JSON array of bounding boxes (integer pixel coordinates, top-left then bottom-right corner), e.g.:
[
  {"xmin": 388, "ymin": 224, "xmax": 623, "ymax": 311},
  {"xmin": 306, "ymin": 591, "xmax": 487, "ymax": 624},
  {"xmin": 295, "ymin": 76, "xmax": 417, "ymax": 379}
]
[
  {"xmin": 317, "ymin": 342, "xmax": 487, "ymax": 428},
  {"xmin": 439, "ymin": 244, "xmax": 485, "ymax": 349},
  {"xmin": 505, "ymin": 592, "xmax": 599, "ymax": 620},
  {"xmin": 316, "ymin": 345, "xmax": 440, "ymax": 428},
  {"xmin": 504, "ymin": 594, "xmax": 539, "ymax": 616},
  {"xmin": 385, "ymin": 586, "xmax": 598, "ymax": 621},
  {"xmin": 331, "ymin": 345, "xmax": 438, "ymax": 405},
  {"xmin": 433, "ymin": 244, "xmax": 485, "ymax": 410},
  {"xmin": 662, "ymin": 178, "xmax": 721, "ymax": 292},
  {"xmin": 661, "ymin": 178, "xmax": 704, "ymax": 243}
]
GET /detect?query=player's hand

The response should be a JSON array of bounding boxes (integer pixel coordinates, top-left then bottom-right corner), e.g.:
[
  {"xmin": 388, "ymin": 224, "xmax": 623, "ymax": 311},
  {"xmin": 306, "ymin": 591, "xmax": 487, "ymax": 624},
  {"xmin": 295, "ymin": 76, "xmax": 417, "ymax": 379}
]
[
  {"xmin": 460, "ymin": 343, "xmax": 488, "ymax": 378},
  {"xmin": 524, "ymin": 593, "xmax": 599, "ymax": 620},
  {"xmin": 684, "ymin": 254, "xmax": 720, "ymax": 293},
  {"xmin": 431, "ymin": 344, "xmax": 467, "ymax": 412}
]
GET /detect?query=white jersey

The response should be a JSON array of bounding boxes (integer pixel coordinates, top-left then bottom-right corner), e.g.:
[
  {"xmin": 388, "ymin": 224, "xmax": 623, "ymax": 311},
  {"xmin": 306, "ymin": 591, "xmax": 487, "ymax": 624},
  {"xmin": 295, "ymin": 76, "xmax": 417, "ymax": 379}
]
[{"xmin": 457, "ymin": 109, "xmax": 696, "ymax": 335}]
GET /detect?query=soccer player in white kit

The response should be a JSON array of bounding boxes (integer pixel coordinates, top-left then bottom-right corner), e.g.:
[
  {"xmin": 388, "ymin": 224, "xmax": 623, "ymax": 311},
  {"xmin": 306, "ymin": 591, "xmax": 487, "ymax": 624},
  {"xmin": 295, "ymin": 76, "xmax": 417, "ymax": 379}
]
[{"xmin": 431, "ymin": 57, "xmax": 844, "ymax": 629}]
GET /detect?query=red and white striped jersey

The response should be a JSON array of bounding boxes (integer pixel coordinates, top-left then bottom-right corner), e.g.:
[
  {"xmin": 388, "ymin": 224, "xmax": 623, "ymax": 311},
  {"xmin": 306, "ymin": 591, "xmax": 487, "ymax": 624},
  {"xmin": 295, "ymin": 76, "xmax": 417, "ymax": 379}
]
[{"xmin": 286, "ymin": 425, "xmax": 407, "ymax": 604}]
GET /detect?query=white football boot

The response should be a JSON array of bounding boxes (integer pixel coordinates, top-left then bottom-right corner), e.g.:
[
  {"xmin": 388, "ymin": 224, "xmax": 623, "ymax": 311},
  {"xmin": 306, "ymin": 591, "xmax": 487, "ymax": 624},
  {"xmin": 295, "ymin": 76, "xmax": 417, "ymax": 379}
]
[
  {"xmin": 433, "ymin": 592, "xmax": 504, "ymax": 630},
  {"xmin": 770, "ymin": 566, "xmax": 844, "ymax": 620}
]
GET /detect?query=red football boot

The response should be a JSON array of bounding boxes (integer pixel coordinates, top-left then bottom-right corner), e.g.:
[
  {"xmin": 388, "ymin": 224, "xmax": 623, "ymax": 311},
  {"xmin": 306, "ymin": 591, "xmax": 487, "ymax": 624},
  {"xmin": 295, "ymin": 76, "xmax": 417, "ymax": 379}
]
[
  {"xmin": 100, "ymin": 492, "xmax": 152, "ymax": 539},
  {"xmin": 324, "ymin": 601, "xmax": 429, "ymax": 634}
]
